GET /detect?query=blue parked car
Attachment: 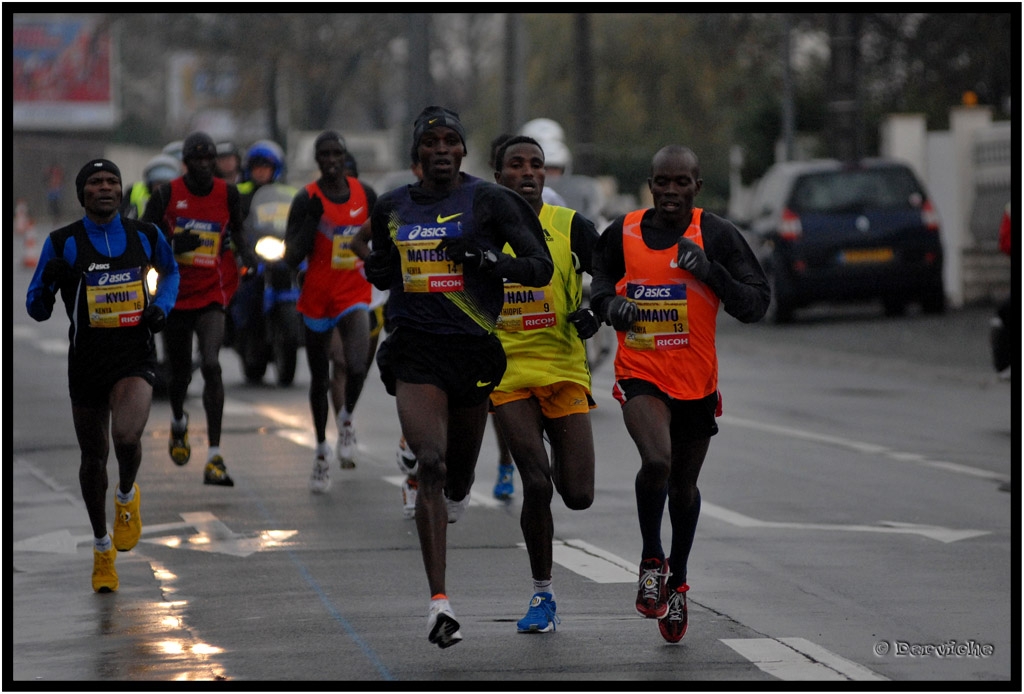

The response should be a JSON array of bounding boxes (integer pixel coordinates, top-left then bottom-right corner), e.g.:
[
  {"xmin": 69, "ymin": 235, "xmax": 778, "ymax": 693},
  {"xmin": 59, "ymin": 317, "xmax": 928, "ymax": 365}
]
[{"xmin": 742, "ymin": 158, "xmax": 946, "ymax": 323}]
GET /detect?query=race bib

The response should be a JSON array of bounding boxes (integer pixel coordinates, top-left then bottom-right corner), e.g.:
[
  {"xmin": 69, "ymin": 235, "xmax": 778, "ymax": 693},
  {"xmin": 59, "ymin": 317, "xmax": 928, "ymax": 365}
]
[
  {"xmin": 496, "ymin": 282, "xmax": 556, "ymax": 332},
  {"xmin": 330, "ymin": 224, "xmax": 363, "ymax": 271},
  {"xmin": 623, "ymin": 282, "xmax": 690, "ymax": 351},
  {"xmin": 84, "ymin": 266, "xmax": 146, "ymax": 328},
  {"xmin": 396, "ymin": 222, "xmax": 463, "ymax": 293},
  {"xmin": 173, "ymin": 218, "xmax": 222, "ymax": 267}
]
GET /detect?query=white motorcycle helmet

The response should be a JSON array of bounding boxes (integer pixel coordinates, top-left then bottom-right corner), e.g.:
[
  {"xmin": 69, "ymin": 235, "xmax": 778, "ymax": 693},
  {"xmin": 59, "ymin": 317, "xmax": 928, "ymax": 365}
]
[
  {"xmin": 520, "ymin": 118, "xmax": 566, "ymax": 144},
  {"xmin": 143, "ymin": 154, "xmax": 182, "ymax": 186},
  {"xmin": 540, "ymin": 139, "xmax": 572, "ymax": 175}
]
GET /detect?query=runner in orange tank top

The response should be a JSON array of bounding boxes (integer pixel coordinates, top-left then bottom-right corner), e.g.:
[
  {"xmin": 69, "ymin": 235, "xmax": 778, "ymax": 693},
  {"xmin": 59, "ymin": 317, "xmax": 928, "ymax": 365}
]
[{"xmin": 590, "ymin": 145, "xmax": 770, "ymax": 643}]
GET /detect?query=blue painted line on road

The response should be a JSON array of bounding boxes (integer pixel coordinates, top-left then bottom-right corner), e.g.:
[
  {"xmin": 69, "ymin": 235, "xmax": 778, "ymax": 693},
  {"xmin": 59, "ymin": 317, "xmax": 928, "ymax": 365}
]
[{"xmin": 248, "ymin": 493, "xmax": 395, "ymax": 681}]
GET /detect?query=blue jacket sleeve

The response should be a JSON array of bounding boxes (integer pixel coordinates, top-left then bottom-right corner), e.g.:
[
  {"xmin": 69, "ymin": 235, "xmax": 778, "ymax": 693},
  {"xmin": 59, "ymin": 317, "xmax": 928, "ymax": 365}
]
[
  {"xmin": 25, "ymin": 236, "xmax": 61, "ymax": 322},
  {"xmin": 148, "ymin": 223, "xmax": 180, "ymax": 316}
]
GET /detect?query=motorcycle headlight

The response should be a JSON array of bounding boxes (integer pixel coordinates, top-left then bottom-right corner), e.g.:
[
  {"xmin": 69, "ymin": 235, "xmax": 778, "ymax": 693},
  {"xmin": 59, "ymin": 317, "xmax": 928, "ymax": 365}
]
[
  {"xmin": 255, "ymin": 235, "xmax": 286, "ymax": 262},
  {"xmin": 146, "ymin": 267, "xmax": 159, "ymax": 295}
]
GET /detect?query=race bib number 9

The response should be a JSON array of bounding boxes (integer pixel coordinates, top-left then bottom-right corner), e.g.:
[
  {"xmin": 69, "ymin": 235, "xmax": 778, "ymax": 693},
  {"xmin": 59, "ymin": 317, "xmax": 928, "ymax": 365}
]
[
  {"xmin": 623, "ymin": 282, "xmax": 690, "ymax": 351},
  {"xmin": 331, "ymin": 225, "xmax": 363, "ymax": 270},
  {"xmin": 85, "ymin": 267, "xmax": 146, "ymax": 328},
  {"xmin": 173, "ymin": 218, "xmax": 222, "ymax": 267},
  {"xmin": 497, "ymin": 282, "xmax": 556, "ymax": 331},
  {"xmin": 396, "ymin": 222, "xmax": 463, "ymax": 293}
]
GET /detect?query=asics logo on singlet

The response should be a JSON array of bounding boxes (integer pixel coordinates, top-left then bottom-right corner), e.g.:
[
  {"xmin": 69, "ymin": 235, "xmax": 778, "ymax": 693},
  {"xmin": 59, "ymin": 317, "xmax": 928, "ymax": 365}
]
[
  {"xmin": 98, "ymin": 271, "xmax": 133, "ymax": 285},
  {"xmin": 408, "ymin": 225, "xmax": 448, "ymax": 239},
  {"xmin": 633, "ymin": 286, "xmax": 672, "ymax": 299},
  {"xmin": 87, "ymin": 262, "xmax": 111, "ymax": 271},
  {"xmin": 436, "ymin": 213, "xmax": 463, "ymax": 223},
  {"xmin": 176, "ymin": 200, "xmax": 188, "ymax": 209}
]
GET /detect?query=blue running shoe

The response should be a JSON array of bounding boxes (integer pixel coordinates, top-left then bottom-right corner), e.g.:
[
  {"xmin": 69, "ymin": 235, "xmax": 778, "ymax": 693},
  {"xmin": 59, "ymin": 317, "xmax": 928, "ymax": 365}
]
[
  {"xmin": 517, "ymin": 592, "xmax": 560, "ymax": 633},
  {"xmin": 493, "ymin": 463, "xmax": 515, "ymax": 500}
]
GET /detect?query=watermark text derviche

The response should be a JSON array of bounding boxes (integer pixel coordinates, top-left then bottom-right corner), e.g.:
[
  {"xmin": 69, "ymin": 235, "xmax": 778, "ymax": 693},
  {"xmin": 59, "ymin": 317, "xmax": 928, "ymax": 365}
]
[{"xmin": 873, "ymin": 639, "xmax": 994, "ymax": 658}]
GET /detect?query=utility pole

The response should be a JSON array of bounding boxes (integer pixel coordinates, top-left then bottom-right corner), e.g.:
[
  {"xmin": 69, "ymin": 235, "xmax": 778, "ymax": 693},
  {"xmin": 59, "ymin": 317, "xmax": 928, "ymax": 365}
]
[
  {"xmin": 781, "ymin": 14, "xmax": 795, "ymax": 162},
  {"xmin": 503, "ymin": 13, "xmax": 525, "ymax": 136},
  {"xmin": 827, "ymin": 13, "xmax": 862, "ymax": 162},
  {"xmin": 573, "ymin": 13, "xmax": 595, "ymax": 175},
  {"xmin": 406, "ymin": 14, "xmax": 432, "ymax": 129}
]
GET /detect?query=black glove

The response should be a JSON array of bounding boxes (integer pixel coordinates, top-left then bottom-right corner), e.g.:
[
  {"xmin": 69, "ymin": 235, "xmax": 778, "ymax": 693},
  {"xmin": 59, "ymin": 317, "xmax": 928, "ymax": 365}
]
[
  {"xmin": 364, "ymin": 249, "xmax": 392, "ymax": 290},
  {"xmin": 568, "ymin": 307, "xmax": 600, "ymax": 340},
  {"xmin": 142, "ymin": 304, "xmax": 166, "ymax": 333},
  {"xmin": 603, "ymin": 296, "xmax": 638, "ymax": 332},
  {"xmin": 41, "ymin": 287, "xmax": 56, "ymax": 313},
  {"xmin": 676, "ymin": 237, "xmax": 711, "ymax": 281},
  {"xmin": 436, "ymin": 237, "xmax": 498, "ymax": 273},
  {"xmin": 171, "ymin": 230, "xmax": 202, "ymax": 254},
  {"xmin": 42, "ymin": 257, "xmax": 75, "ymax": 288},
  {"xmin": 306, "ymin": 194, "xmax": 324, "ymax": 224}
]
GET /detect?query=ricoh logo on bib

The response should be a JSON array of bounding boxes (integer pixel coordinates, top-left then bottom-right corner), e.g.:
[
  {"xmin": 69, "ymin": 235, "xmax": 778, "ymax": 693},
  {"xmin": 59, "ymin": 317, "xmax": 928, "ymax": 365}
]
[{"xmin": 429, "ymin": 275, "xmax": 464, "ymax": 292}]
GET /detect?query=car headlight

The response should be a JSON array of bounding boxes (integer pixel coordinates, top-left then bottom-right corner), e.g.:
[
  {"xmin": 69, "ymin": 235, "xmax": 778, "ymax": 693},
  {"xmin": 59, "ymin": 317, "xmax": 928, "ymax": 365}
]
[{"xmin": 254, "ymin": 235, "xmax": 286, "ymax": 262}]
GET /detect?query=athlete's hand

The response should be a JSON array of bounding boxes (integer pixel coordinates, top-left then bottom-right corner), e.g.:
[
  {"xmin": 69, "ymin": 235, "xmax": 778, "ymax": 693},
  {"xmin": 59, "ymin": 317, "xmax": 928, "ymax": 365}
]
[
  {"xmin": 568, "ymin": 307, "xmax": 600, "ymax": 340},
  {"xmin": 364, "ymin": 249, "xmax": 392, "ymax": 290},
  {"xmin": 676, "ymin": 237, "xmax": 710, "ymax": 281},
  {"xmin": 171, "ymin": 230, "xmax": 202, "ymax": 254},
  {"xmin": 42, "ymin": 257, "xmax": 75, "ymax": 288},
  {"xmin": 142, "ymin": 304, "xmax": 166, "ymax": 333},
  {"xmin": 306, "ymin": 194, "xmax": 324, "ymax": 223},
  {"xmin": 603, "ymin": 296, "xmax": 638, "ymax": 332},
  {"xmin": 437, "ymin": 237, "xmax": 498, "ymax": 273}
]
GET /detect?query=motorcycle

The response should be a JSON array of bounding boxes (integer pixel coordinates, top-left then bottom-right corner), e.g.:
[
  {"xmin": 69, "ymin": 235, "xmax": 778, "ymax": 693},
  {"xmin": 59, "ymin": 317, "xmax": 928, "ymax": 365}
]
[{"xmin": 228, "ymin": 182, "xmax": 303, "ymax": 387}]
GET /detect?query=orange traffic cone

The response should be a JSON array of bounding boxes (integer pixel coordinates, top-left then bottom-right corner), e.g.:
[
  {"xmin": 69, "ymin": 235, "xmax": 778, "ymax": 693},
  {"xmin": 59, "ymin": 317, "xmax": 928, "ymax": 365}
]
[
  {"xmin": 15, "ymin": 199, "xmax": 39, "ymax": 268},
  {"xmin": 22, "ymin": 227, "xmax": 40, "ymax": 268}
]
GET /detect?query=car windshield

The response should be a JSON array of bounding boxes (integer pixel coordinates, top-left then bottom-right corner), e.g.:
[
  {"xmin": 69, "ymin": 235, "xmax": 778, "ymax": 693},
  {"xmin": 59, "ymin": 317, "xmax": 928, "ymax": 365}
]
[{"xmin": 789, "ymin": 168, "xmax": 923, "ymax": 214}]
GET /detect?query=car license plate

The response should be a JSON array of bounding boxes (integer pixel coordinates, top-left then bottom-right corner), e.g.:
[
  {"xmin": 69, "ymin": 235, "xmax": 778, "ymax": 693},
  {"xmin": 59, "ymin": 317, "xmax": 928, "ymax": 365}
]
[{"xmin": 841, "ymin": 248, "xmax": 894, "ymax": 264}]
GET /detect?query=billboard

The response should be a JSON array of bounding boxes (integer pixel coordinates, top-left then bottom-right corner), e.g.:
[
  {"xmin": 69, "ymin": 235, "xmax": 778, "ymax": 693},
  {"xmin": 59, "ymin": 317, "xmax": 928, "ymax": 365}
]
[{"xmin": 12, "ymin": 15, "xmax": 119, "ymax": 130}]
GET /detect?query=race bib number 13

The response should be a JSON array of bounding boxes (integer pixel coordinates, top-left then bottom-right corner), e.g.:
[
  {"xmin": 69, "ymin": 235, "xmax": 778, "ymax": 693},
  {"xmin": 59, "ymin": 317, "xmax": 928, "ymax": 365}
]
[{"xmin": 623, "ymin": 282, "xmax": 690, "ymax": 351}]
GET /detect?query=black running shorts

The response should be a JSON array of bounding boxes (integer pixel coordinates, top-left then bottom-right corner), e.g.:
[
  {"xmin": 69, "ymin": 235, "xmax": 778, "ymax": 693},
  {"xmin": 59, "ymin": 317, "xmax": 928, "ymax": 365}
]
[
  {"xmin": 613, "ymin": 378, "xmax": 720, "ymax": 440},
  {"xmin": 376, "ymin": 327, "xmax": 507, "ymax": 408},
  {"xmin": 69, "ymin": 353, "xmax": 158, "ymax": 408}
]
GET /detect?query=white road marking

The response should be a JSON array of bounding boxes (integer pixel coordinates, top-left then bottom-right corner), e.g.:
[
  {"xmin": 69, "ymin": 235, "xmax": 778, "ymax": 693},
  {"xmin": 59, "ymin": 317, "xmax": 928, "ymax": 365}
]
[
  {"xmin": 14, "ymin": 512, "xmax": 296, "ymax": 558},
  {"xmin": 521, "ymin": 539, "xmax": 636, "ymax": 583},
  {"xmin": 701, "ymin": 501, "xmax": 988, "ymax": 543},
  {"xmin": 720, "ymin": 414, "xmax": 1006, "ymax": 482},
  {"xmin": 723, "ymin": 637, "xmax": 888, "ymax": 681}
]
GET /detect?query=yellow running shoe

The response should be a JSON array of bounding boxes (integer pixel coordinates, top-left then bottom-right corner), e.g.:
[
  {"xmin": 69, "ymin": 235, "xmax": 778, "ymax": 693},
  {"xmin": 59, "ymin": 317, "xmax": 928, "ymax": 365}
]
[
  {"xmin": 92, "ymin": 546, "xmax": 118, "ymax": 593},
  {"xmin": 169, "ymin": 412, "xmax": 191, "ymax": 466},
  {"xmin": 204, "ymin": 455, "xmax": 234, "ymax": 486},
  {"xmin": 113, "ymin": 483, "xmax": 141, "ymax": 551}
]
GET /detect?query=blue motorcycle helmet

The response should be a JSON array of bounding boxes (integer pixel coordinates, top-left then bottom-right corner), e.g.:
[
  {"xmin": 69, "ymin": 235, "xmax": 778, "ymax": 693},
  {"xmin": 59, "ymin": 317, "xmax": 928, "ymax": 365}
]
[{"xmin": 243, "ymin": 140, "xmax": 286, "ymax": 183}]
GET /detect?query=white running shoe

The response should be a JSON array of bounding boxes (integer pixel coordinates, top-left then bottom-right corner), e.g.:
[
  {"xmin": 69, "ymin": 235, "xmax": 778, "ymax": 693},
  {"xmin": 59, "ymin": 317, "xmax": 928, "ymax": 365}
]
[
  {"xmin": 445, "ymin": 492, "xmax": 469, "ymax": 524},
  {"xmin": 309, "ymin": 456, "xmax": 331, "ymax": 493},
  {"xmin": 402, "ymin": 476, "xmax": 418, "ymax": 519},
  {"xmin": 396, "ymin": 436, "xmax": 418, "ymax": 475},
  {"xmin": 337, "ymin": 421, "xmax": 357, "ymax": 469},
  {"xmin": 426, "ymin": 598, "xmax": 463, "ymax": 648}
]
